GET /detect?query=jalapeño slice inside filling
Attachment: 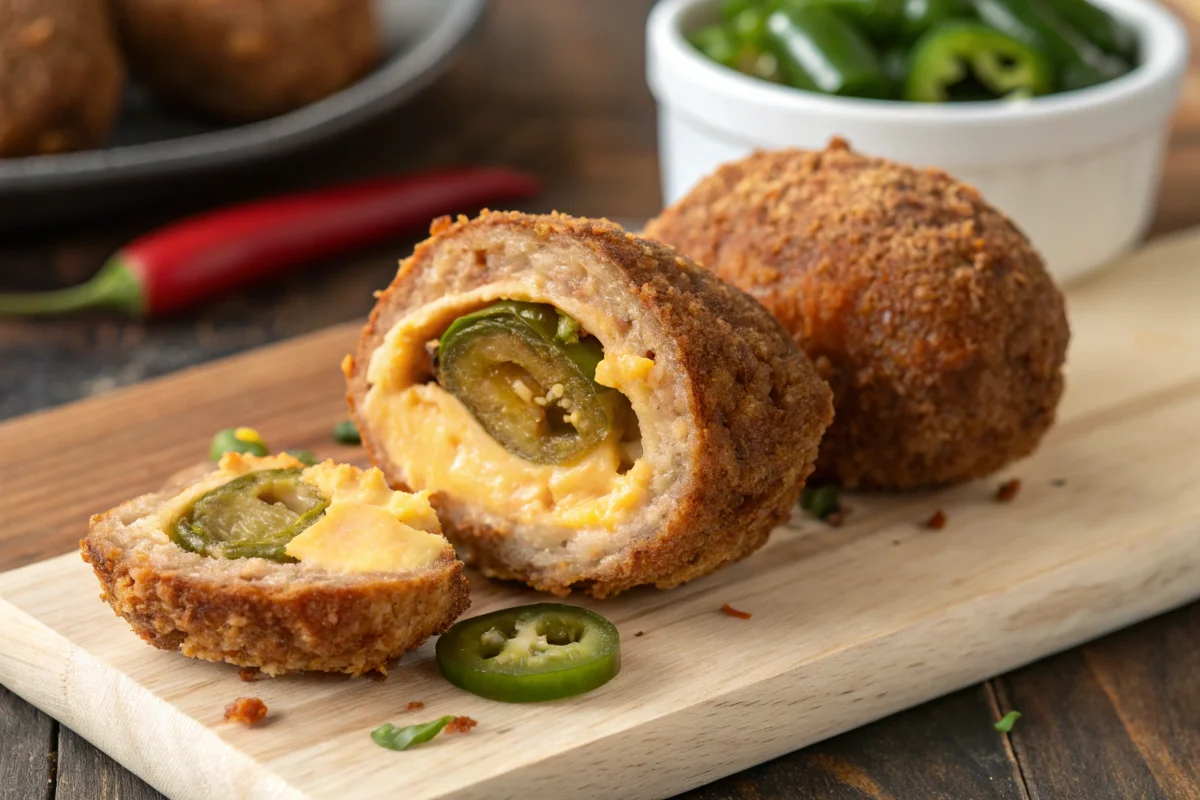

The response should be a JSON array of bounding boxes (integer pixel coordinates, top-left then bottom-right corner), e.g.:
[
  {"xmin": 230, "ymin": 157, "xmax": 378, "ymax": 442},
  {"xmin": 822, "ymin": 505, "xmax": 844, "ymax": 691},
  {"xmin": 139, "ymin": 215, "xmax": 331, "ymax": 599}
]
[
  {"xmin": 171, "ymin": 469, "xmax": 328, "ymax": 562},
  {"xmin": 435, "ymin": 301, "xmax": 621, "ymax": 465}
]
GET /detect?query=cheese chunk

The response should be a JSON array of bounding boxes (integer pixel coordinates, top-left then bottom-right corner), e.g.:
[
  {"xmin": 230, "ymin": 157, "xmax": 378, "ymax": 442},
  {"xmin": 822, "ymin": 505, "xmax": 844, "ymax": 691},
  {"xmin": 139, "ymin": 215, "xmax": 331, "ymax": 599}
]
[
  {"xmin": 285, "ymin": 462, "xmax": 447, "ymax": 574},
  {"xmin": 300, "ymin": 461, "xmax": 441, "ymax": 533},
  {"xmin": 595, "ymin": 354, "xmax": 656, "ymax": 389}
]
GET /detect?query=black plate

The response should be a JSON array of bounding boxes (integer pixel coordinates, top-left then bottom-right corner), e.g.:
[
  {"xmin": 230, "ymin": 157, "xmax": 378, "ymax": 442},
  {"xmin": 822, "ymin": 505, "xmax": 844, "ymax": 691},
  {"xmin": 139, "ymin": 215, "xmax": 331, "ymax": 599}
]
[{"xmin": 0, "ymin": 0, "xmax": 485, "ymax": 230}]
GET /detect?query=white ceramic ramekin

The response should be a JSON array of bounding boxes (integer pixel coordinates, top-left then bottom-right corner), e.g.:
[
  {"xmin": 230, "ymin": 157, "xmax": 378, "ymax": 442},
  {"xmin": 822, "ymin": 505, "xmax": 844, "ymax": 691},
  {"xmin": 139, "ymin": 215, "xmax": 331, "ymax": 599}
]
[{"xmin": 647, "ymin": 0, "xmax": 1189, "ymax": 284}]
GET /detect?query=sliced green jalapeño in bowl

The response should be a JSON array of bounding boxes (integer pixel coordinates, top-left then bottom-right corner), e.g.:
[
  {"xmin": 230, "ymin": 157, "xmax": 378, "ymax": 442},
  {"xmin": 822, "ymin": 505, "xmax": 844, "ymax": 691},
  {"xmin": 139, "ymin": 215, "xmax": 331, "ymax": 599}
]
[
  {"xmin": 435, "ymin": 301, "xmax": 614, "ymax": 465},
  {"xmin": 435, "ymin": 603, "xmax": 622, "ymax": 702},
  {"xmin": 170, "ymin": 468, "xmax": 327, "ymax": 562}
]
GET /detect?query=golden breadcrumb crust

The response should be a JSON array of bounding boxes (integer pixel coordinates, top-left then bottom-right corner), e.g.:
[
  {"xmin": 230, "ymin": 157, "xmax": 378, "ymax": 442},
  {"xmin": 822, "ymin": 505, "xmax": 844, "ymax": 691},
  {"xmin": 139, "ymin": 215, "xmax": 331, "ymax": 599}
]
[
  {"xmin": 0, "ymin": 0, "xmax": 125, "ymax": 156},
  {"xmin": 346, "ymin": 210, "xmax": 833, "ymax": 597},
  {"xmin": 644, "ymin": 140, "xmax": 1069, "ymax": 489},
  {"xmin": 81, "ymin": 472, "xmax": 470, "ymax": 677},
  {"xmin": 109, "ymin": 0, "xmax": 377, "ymax": 122}
]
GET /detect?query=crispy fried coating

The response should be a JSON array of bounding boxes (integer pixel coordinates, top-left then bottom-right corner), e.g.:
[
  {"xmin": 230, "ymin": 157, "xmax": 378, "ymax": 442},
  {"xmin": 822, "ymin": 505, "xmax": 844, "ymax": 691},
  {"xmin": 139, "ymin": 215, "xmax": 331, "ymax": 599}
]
[
  {"xmin": 644, "ymin": 141, "xmax": 1069, "ymax": 489},
  {"xmin": 0, "ymin": 0, "xmax": 125, "ymax": 156},
  {"xmin": 347, "ymin": 211, "xmax": 833, "ymax": 597},
  {"xmin": 110, "ymin": 0, "xmax": 378, "ymax": 122},
  {"xmin": 81, "ymin": 457, "xmax": 470, "ymax": 676}
]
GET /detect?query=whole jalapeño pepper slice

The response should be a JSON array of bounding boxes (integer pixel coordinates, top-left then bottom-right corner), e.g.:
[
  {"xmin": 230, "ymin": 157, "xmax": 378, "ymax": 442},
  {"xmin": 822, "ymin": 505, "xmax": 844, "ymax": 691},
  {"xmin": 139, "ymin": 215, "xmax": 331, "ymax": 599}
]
[
  {"xmin": 904, "ymin": 21, "xmax": 1054, "ymax": 101},
  {"xmin": 435, "ymin": 603, "xmax": 622, "ymax": 702}
]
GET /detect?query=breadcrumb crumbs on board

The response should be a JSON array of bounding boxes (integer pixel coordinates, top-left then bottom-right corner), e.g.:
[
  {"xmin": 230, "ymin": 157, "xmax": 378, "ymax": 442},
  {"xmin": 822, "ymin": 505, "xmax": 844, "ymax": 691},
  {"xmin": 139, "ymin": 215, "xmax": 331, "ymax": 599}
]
[
  {"xmin": 996, "ymin": 479, "xmax": 1022, "ymax": 503},
  {"xmin": 224, "ymin": 697, "xmax": 267, "ymax": 725},
  {"xmin": 925, "ymin": 510, "xmax": 948, "ymax": 530},
  {"xmin": 825, "ymin": 508, "xmax": 849, "ymax": 527},
  {"xmin": 405, "ymin": 701, "xmax": 425, "ymax": 712},
  {"xmin": 721, "ymin": 603, "xmax": 753, "ymax": 620},
  {"xmin": 238, "ymin": 668, "xmax": 259, "ymax": 682},
  {"xmin": 444, "ymin": 716, "xmax": 477, "ymax": 734}
]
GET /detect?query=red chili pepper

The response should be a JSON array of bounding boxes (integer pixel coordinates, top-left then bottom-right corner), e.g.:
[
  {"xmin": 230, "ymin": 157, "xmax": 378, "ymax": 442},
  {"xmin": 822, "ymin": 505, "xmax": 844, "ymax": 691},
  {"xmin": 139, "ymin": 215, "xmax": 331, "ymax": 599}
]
[{"xmin": 0, "ymin": 168, "xmax": 540, "ymax": 317}]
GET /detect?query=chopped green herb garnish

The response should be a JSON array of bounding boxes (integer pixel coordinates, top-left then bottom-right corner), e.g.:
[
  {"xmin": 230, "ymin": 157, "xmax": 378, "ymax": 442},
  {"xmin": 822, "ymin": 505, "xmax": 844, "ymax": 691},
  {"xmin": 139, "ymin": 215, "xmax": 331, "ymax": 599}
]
[
  {"xmin": 371, "ymin": 716, "xmax": 455, "ymax": 751},
  {"xmin": 800, "ymin": 485, "xmax": 841, "ymax": 520},
  {"xmin": 283, "ymin": 448, "xmax": 318, "ymax": 466},
  {"xmin": 209, "ymin": 427, "xmax": 269, "ymax": 462},
  {"xmin": 332, "ymin": 419, "xmax": 362, "ymax": 445},
  {"xmin": 994, "ymin": 710, "xmax": 1021, "ymax": 732}
]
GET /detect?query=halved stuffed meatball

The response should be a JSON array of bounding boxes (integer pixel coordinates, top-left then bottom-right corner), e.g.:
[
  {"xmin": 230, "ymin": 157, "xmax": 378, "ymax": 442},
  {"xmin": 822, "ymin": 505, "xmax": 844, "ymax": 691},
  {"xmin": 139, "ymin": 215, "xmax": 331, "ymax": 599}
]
[{"xmin": 346, "ymin": 211, "xmax": 833, "ymax": 597}]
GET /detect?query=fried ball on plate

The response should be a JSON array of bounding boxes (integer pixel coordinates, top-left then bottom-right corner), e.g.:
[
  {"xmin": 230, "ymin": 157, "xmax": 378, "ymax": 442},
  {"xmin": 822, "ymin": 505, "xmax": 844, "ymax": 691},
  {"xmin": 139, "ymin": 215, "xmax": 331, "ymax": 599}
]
[
  {"xmin": 82, "ymin": 453, "xmax": 469, "ymax": 676},
  {"xmin": 0, "ymin": 0, "xmax": 125, "ymax": 157},
  {"xmin": 345, "ymin": 211, "xmax": 833, "ymax": 598},
  {"xmin": 643, "ymin": 140, "xmax": 1069, "ymax": 490},
  {"xmin": 109, "ymin": 0, "xmax": 379, "ymax": 122}
]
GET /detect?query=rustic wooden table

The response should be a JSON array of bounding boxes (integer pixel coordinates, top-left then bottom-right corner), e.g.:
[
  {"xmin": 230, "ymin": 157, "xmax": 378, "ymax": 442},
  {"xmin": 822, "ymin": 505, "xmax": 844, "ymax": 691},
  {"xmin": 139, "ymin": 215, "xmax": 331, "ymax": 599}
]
[{"xmin": 2, "ymin": 2, "xmax": 1199, "ymax": 798}]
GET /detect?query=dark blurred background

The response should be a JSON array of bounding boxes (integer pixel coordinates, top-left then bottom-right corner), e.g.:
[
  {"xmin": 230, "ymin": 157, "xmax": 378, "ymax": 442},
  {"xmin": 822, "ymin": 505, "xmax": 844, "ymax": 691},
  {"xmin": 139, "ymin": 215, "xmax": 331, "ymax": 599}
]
[
  {"xmin": 0, "ymin": 0, "xmax": 664, "ymax": 419},
  {"xmin": 2, "ymin": 0, "xmax": 1199, "ymax": 420}
]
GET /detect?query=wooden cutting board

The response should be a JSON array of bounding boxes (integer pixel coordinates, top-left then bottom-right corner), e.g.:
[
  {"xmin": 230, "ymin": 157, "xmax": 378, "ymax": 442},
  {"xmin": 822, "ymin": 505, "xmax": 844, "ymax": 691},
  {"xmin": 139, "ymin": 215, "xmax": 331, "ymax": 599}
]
[{"xmin": 3, "ymin": 230, "xmax": 1200, "ymax": 800}]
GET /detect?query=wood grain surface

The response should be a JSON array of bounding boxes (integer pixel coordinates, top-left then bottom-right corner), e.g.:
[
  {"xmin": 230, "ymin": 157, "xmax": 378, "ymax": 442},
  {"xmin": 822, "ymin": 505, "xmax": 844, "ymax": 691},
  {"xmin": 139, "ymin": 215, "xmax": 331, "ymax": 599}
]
[
  {"xmin": 2, "ymin": 1, "xmax": 1200, "ymax": 798},
  {"xmin": 4, "ymin": 226, "xmax": 1200, "ymax": 800},
  {"xmin": 0, "ymin": 684, "xmax": 53, "ymax": 800},
  {"xmin": 995, "ymin": 602, "xmax": 1200, "ymax": 800}
]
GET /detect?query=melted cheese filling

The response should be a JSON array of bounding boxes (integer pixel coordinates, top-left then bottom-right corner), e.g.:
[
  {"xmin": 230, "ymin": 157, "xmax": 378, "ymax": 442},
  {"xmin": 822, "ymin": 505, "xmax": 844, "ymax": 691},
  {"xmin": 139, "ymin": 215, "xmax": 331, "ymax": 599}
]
[{"xmin": 364, "ymin": 308, "xmax": 660, "ymax": 535}]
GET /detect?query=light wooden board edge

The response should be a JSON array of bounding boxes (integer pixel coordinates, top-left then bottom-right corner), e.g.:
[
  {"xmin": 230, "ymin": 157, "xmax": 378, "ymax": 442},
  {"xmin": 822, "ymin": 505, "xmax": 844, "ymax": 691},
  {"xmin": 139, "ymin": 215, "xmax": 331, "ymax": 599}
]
[{"xmin": 0, "ymin": 592, "xmax": 299, "ymax": 800}]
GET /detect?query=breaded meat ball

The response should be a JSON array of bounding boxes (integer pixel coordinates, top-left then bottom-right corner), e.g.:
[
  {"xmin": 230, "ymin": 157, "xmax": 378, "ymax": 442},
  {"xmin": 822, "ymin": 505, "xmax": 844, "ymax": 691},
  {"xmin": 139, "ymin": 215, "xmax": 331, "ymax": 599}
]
[
  {"xmin": 0, "ymin": 0, "xmax": 125, "ymax": 157},
  {"xmin": 82, "ymin": 454, "xmax": 470, "ymax": 676},
  {"xmin": 110, "ymin": 0, "xmax": 379, "ymax": 122},
  {"xmin": 347, "ymin": 211, "xmax": 833, "ymax": 597},
  {"xmin": 644, "ymin": 140, "xmax": 1069, "ymax": 489}
]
